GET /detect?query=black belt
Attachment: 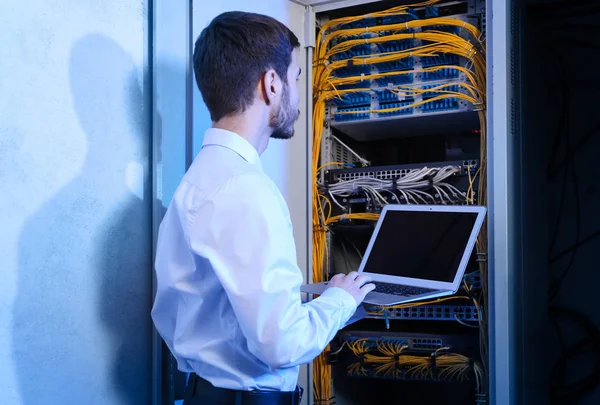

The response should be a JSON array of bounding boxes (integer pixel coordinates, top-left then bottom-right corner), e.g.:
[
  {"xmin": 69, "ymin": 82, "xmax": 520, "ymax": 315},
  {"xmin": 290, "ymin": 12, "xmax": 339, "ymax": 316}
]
[{"xmin": 185, "ymin": 373, "xmax": 304, "ymax": 405}]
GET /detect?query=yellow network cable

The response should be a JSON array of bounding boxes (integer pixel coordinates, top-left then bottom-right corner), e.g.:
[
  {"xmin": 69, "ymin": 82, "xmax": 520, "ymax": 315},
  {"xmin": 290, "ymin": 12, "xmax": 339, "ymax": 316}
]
[
  {"xmin": 326, "ymin": 213, "xmax": 380, "ymax": 225},
  {"xmin": 314, "ymin": 26, "xmax": 486, "ymax": 101},
  {"xmin": 315, "ymin": 0, "xmax": 441, "ymax": 43},
  {"xmin": 317, "ymin": 17, "xmax": 484, "ymax": 59},
  {"xmin": 341, "ymin": 338, "xmax": 473, "ymax": 381},
  {"xmin": 324, "ymin": 65, "xmax": 484, "ymax": 101},
  {"xmin": 332, "ymin": 93, "xmax": 478, "ymax": 117}
]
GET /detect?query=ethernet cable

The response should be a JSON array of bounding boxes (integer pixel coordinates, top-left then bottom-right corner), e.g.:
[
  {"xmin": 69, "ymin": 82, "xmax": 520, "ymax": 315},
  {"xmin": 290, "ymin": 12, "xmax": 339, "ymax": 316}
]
[{"xmin": 325, "ymin": 165, "xmax": 468, "ymax": 206}]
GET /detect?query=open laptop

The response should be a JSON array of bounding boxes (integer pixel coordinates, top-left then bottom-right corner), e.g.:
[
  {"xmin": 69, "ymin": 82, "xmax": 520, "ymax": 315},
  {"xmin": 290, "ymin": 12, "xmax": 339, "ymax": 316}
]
[{"xmin": 301, "ymin": 204, "xmax": 487, "ymax": 306}]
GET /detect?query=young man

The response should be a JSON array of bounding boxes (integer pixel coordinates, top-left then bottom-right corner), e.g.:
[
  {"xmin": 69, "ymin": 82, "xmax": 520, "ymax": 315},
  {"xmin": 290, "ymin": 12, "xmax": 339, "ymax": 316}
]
[{"xmin": 151, "ymin": 11, "xmax": 375, "ymax": 405}]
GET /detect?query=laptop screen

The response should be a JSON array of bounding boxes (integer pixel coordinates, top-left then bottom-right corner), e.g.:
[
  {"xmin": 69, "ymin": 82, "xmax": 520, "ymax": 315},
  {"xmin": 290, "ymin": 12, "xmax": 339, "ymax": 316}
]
[{"xmin": 362, "ymin": 210, "xmax": 478, "ymax": 282}]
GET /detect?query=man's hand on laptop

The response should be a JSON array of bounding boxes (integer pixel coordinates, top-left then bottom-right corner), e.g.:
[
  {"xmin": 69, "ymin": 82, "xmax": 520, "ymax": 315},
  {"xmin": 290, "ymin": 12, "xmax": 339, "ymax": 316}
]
[{"xmin": 327, "ymin": 271, "xmax": 376, "ymax": 306}]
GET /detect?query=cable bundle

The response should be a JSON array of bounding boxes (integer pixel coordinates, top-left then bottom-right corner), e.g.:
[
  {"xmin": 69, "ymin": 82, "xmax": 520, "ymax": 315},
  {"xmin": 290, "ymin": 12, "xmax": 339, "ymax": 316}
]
[
  {"xmin": 338, "ymin": 337, "xmax": 480, "ymax": 387},
  {"xmin": 326, "ymin": 165, "xmax": 473, "ymax": 209}
]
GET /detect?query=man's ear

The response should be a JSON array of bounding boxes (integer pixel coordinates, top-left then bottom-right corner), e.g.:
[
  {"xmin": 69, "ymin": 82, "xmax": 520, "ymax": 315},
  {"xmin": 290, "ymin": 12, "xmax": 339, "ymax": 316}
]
[{"xmin": 259, "ymin": 69, "xmax": 280, "ymax": 106}]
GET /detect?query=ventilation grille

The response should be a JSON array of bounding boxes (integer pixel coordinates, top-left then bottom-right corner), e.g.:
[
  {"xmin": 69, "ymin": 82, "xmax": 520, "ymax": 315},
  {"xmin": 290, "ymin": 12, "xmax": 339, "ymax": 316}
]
[
  {"xmin": 510, "ymin": 0, "xmax": 521, "ymax": 139},
  {"xmin": 332, "ymin": 137, "xmax": 363, "ymax": 165}
]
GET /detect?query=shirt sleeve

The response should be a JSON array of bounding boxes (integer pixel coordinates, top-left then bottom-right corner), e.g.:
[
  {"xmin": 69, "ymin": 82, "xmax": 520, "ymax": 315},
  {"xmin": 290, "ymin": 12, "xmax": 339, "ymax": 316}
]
[{"xmin": 188, "ymin": 171, "xmax": 357, "ymax": 369}]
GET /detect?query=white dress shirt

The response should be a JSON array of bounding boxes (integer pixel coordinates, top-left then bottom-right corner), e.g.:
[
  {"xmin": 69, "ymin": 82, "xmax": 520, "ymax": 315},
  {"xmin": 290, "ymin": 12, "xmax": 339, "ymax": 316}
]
[{"xmin": 151, "ymin": 128, "xmax": 358, "ymax": 392}]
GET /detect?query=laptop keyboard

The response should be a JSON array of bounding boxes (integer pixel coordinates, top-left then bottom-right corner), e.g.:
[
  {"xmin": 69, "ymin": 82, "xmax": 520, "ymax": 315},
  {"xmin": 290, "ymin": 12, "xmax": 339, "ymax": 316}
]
[{"xmin": 372, "ymin": 282, "xmax": 437, "ymax": 297}]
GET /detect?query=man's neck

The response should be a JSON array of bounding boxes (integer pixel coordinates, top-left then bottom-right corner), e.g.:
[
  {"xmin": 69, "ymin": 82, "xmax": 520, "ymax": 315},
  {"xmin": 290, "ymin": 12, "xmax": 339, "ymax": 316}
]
[{"xmin": 213, "ymin": 114, "xmax": 270, "ymax": 155}]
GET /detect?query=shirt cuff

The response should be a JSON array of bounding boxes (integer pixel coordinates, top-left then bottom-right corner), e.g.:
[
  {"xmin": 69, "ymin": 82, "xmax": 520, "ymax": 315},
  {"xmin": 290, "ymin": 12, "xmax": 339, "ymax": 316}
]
[{"xmin": 319, "ymin": 286, "xmax": 357, "ymax": 325}]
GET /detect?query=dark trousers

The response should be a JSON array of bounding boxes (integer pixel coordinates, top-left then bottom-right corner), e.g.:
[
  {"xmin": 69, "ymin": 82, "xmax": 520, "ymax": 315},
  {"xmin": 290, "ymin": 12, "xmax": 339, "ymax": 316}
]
[{"xmin": 183, "ymin": 373, "xmax": 303, "ymax": 405}]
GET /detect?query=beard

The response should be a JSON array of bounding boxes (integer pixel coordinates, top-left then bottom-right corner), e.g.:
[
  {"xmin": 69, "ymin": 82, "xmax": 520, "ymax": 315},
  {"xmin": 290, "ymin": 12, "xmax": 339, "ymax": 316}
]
[{"xmin": 269, "ymin": 84, "xmax": 300, "ymax": 140}]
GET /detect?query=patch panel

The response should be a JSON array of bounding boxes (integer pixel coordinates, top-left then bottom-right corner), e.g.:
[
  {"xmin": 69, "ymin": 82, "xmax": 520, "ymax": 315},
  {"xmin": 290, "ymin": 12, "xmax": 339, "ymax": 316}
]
[
  {"xmin": 322, "ymin": 159, "xmax": 479, "ymax": 214},
  {"xmin": 337, "ymin": 81, "xmax": 373, "ymax": 91},
  {"xmin": 422, "ymin": 83, "xmax": 460, "ymax": 98},
  {"xmin": 381, "ymin": 12, "xmax": 418, "ymax": 26},
  {"xmin": 341, "ymin": 334, "xmax": 408, "ymax": 347},
  {"xmin": 462, "ymin": 159, "xmax": 479, "ymax": 173},
  {"xmin": 333, "ymin": 44, "xmax": 373, "ymax": 61},
  {"xmin": 377, "ymin": 39, "xmax": 415, "ymax": 54},
  {"xmin": 329, "ymin": 81, "xmax": 473, "ymax": 124},
  {"xmin": 421, "ymin": 67, "xmax": 460, "ymax": 81},
  {"xmin": 374, "ymin": 89, "xmax": 402, "ymax": 103},
  {"xmin": 330, "ymin": 21, "xmax": 415, "ymax": 59},
  {"xmin": 425, "ymin": 5, "xmax": 439, "ymax": 18},
  {"xmin": 332, "ymin": 92, "xmax": 371, "ymax": 107},
  {"xmin": 369, "ymin": 305, "xmax": 480, "ymax": 322},
  {"xmin": 374, "ymin": 59, "xmax": 414, "ymax": 75},
  {"xmin": 333, "ymin": 105, "xmax": 371, "ymax": 121},
  {"xmin": 339, "ymin": 17, "xmax": 376, "ymax": 30},
  {"xmin": 422, "ymin": 97, "xmax": 460, "ymax": 112},
  {"xmin": 324, "ymin": 1, "xmax": 478, "ymax": 126},
  {"xmin": 374, "ymin": 71, "xmax": 414, "ymax": 87},
  {"xmin": 377, "ymin": 101, "xmax": 414, "ymax": 117},
  {"xmin": 429, "ymin": 0, "xmax": 470, "ymax": 17},
  {"xmin": 421, "ymin": 53, "xmax": 460, "ymax": 68},
  {"xmin": 333, "ymin": 13, "xmax": 417, "ymax": 42},
  {"xmin": 412, "ymin": 337, "xmax": 443, "ymax": 350},
  {"xmin": 339, "ymin": 334, "xmax": 444, "ymax": 352},
  {"xmin": 334, "ymin": 64, "xmax": 372, "ymax": 90},
  {"xmin": 429, "ymin": 24, "xmax": 461, "ymax": 34},
  {"xmin": 325, "ymin": 160, "xmax": 479, "ymax": 184},
  {"xmin": 338, "ymin": 331, "xmax": 456, "ymax": 352},
  {"xmin": 330, "ymin": 32, "xmax": 371, "ymax": 49},
  {"xmin": 421, "ymin": 82, "xmax": 461, "ymax": 111},
  {"xmin": 334, "ymin": 63, "xmax": 371, "ymax": 78}
]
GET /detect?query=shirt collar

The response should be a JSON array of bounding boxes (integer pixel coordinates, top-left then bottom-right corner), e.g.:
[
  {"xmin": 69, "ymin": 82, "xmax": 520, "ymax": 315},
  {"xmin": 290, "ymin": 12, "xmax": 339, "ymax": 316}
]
[{"xmin": 201, "ymin": 128, "xmax": 262, "ymax": 166}]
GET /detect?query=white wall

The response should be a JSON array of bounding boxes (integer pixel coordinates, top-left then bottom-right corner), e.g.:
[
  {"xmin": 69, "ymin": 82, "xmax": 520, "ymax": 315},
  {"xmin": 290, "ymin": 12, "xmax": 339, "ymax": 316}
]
[
  {"xmin": 192, "ymin": 1, "xmax": 309, "ymax": 275},
  {"xmin": 0, "ymin": 1, "xmax": 152, "ymax": 404}
]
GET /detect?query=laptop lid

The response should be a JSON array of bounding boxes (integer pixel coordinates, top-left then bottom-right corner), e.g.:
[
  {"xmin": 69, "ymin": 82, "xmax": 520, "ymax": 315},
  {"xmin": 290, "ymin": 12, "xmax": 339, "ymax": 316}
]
[{"xmin": 358, "ymin": 204, "xmax": 487, "ymax": 292}]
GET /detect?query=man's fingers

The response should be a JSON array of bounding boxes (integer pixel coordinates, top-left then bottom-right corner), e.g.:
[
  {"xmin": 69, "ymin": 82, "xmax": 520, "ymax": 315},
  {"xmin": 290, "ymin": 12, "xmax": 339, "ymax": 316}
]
[
  {"xmin": 361, "ymin": 283, "xmax": 376, "ymax": 293},
  {"xmin": 347, "ymin": 271, "xmax": 359, "ymax": 280},
  {"xmin": 355, "ymin": 274, "xmax": 372, "ymax": 286}
]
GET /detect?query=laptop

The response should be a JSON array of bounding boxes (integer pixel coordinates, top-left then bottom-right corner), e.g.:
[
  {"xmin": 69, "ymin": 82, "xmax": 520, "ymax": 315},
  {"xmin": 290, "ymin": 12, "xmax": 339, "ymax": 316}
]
[{"xmin": 301, "ymin": 204, "xmax": 487, "ymax": 306}]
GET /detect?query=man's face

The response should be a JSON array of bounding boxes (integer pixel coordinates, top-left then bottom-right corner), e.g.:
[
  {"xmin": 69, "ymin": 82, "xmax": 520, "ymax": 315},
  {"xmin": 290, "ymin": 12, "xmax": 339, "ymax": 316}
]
[{"xmin": 269, "ymin": 50, "xmax": 301, "ymax": 140}]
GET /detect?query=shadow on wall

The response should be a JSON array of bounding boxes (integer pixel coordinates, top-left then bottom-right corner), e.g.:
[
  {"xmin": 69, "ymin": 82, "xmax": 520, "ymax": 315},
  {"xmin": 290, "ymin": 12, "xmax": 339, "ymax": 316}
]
[{"xmin": 13, "ymin": 34, "xmax": 152, "ymax": 404}]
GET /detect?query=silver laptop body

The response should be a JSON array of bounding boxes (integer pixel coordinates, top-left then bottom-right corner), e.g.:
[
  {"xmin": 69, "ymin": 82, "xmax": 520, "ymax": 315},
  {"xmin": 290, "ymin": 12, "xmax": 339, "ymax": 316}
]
[{"xmin": 301, "ymin": 204, "xmax": 487, "ymax": 306}]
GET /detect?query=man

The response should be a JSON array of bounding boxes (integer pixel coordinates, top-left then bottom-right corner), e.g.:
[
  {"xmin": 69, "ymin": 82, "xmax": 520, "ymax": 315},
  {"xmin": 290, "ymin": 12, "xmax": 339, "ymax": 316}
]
[{"xmin": 151, "ymin": 11, "xmax": 375, "ymax": 405}]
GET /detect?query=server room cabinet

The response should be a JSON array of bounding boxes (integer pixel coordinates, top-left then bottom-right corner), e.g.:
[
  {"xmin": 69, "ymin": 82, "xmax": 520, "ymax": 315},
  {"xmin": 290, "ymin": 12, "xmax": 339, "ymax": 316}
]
[{"xmin": 152, "ymin": 1, "xmax": 518, "ymax": 405}]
